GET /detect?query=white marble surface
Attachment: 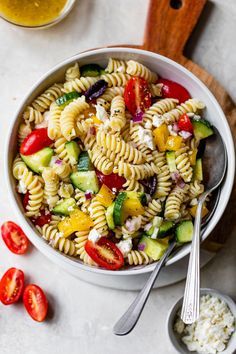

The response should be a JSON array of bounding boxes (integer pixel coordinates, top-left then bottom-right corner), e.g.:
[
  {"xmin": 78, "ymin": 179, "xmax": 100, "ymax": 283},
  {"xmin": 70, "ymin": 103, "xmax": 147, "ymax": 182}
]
[{"xmin": 0, "ymin": 1, "xmax": 235, "ymax": 353}]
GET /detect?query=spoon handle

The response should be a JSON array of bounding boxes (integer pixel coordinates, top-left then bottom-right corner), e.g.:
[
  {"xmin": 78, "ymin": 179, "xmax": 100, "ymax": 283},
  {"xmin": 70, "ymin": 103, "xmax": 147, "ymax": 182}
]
[
  {"xmin": 181, "ymin": 197, "xmax": 205, "ymax": 324},
  {"xmin": 113, "ymin": 239, "xmax": 176, "ymax": 336}
]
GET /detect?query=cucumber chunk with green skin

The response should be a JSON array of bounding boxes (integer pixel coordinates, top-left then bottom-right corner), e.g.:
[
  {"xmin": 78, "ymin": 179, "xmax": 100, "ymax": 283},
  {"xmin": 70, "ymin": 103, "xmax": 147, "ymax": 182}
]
[
  {"xmin": 175, "ymin": 220, "xmax": 193, "ymax": 243},
  {"xmin": 80, "ymin": 64, "xmax": 103, "ymax": 77},
  {"xmin": 193, "ymin": 158, "xmax": 203, "ymax": 182},
  {"xmin": 70, "ymin": 171, "xmax": 99, "ymax": 193},
  {"xmin": 113, "ymin": 192, "xmax": 127, "ymax": 226},
  {"xmin": 126, "ymin": 191, "xmax": 147, "ymax": 206},
  {"xmin": 56, "ymin": 92, "xmax": 81, "ymax": 108},
  {"xmin": 157, "ymin": 221, "xmax": 175, "ymax": 238},
  {"xmin": 166, "ymin": 151, "xmax": 177, "ymax": 173},
  {"xmin": 192, "ymin": 119, "xmax": 214, "ymax": 140},
  {"xmin": 21, "ymin": 147, "xmax": 53, "ymax": 174},
  {"xmin": 77, "ymin": 151, "xmax": 94, "ymax": 171},
  {"xmin": 53, "ymin": 198, "xmax": 77, "ymax": 216},
  {"xmin": 65, "ymin": 141, "xmax": 81, "ymax": 165},
  {"xmin": 138, "ymin": 236, "xmax": 168, "ymax": 261},
  {"xmin": 105, "ymin": 203, "xmax": 115, "ymax": 230}
]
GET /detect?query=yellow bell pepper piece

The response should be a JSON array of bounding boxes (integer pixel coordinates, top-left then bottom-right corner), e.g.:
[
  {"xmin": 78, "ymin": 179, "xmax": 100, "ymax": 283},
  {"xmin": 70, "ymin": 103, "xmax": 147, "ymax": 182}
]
[
  {"xmin": 123, "ymin": 198, "xmax": 145, "ymax": 217},
  {"xmin": 165, "ymin": 136, "xmax": 183, "ymax": 151},
  {"xmin": 92, "ymin": 115, "xmax": 102, "ymax": 125},
  {"xmin": 58, "ymin": 209, "xmax": 93, "ymax": 238},
  {"xmin": 189, "ymin": 148, "xmax": 197, "ymax": 166},
  {"xmin": 153, "ymin": 124, "xmax": 169, "ymax": 152},
  {"xmin": 189, "ymin": 204, "xmax": 209, "ymax": 218},
  {"xmin": 96, "ymin": 184, "xmax": 115, "ymax": 207}
]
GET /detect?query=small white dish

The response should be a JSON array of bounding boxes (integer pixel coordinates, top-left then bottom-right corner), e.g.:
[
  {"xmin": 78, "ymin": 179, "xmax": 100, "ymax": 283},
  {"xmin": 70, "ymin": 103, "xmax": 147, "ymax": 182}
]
[{"xmin": 167, "ymin": 288, "xmax": 236, "ymax": 354}]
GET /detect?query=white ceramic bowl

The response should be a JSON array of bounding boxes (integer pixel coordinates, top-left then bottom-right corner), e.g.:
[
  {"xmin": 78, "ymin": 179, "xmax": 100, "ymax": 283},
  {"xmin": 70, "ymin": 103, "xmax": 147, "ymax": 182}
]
[
  {"xmin": 5, "ymin": 48, "xmax": 235, "ymax": 290},
  {"xmin": 167, "ymin": 288, "xmax": 236, "ymax": 354}
]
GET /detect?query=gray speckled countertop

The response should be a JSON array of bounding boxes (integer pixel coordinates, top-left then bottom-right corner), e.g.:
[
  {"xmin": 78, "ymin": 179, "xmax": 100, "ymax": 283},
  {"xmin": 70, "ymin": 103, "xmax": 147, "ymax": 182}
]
[{"xmin": 0, "ymin": 1, "xmax": 235, "ymax": 353}]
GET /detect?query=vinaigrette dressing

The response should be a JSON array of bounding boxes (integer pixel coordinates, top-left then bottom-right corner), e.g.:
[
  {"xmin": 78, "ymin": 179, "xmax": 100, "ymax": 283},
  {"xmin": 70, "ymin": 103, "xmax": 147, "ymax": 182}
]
[{"xmin": 0, "ymin": 0, "xmax": 68, "ymax": 27}]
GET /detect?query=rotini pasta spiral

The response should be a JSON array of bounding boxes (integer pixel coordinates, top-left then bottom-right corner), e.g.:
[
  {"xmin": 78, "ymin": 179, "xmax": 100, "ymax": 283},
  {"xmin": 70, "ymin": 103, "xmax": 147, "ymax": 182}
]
[
  {"xmin": 18, "ymin": 123, "xmax": 31, "ymax": 145},
  {"xmin": 58, "ymin": 183, "xmax": 74, "ymax": 199},
  {"xmin": 42, "ymin": 167, "xmax": 59, "ymax": 209},
  {"xmin": 23, "ymin": 106, "xmax": 43, "ymax": 125},
  {"xmin": 47, "ymin": 102, "xmax": 62, "ymax": 140},
  {"xmin": 142, "ymin": 98, "xmax": 178, "ymax": 128},
  {"xmin": 100, "ymin": 73, "xmax": 131, "ymax": 87},
  {"xmin": 109, "ymin": 95, "xmax": 126, "ymax": 132},
  {"xmin": 149, "ymin": 83, "xmax": 163, "ymax": 97},
  {"xmin": 129, "ymin": 124, "xmax": 154, "ymax": 162},
  {"xmin": 53, "ymin": 160, "xmax": 71, "ymax": 181},
  {"xmin": 74, "ymin": 189, "xmax": 91, "ymax": 213},
  {"xmin": 122, "ymin": 179, "xmax": 144, "ymax": 192},
  {"xmin": 60, "ymin": 96, "xmax": 89, "ymax": 141},
  {"xmin": 141, "ymin": 199, "xmax": 162, "ymax": 226},
  {"xmin": 105, "ymin": 58, "xmax": 127, "ymax": 73},
  {"xmin": 126, "ymin": 250, "xmax": 153, "ymax": 266},
  {"xmin": 164, "ymin": 186, "xmax": 188, "ymax": 220},
  {"xmin": 50, "ymin": 234, "xmax": 77, "ymax": 256},
  {"xmin": 152, "ymin": 151, "xmax": 172, "ymax": 197},
  {"xmin": 161, "ymin": 98, "xmax": 205, "ymax": 124},
  {"xmin": 74, "ymin": 230, "xmax": 97, "ymax": 265},
  {"xmin": 88, "ymin": 146, "xmax": 114, "ymax": 175},
  {"xmin": 97, "ymin": 87, "xmax": 125, "ymax": 110},
  {"xmin": 189, "ymin": 181, "xmax": 204, "ymax": 199},
  {"xmin": 31, "ymin": 84, "xmax": 63, "ymax": 113},
  {"xmin": 175, "ymin": 146, "xmax": 193, "ymax": 182},
  {"xmin": 65, "ymin": 62, "xmax": 80, "ymax": 82},
  {"xmin": 63, "ymin": 76, "xmax": 98, "ymax": 93},
  {"xmin": 126, "ymin": 60, "xmax": 157, "ymax": 83},
  {"xmin": 38, "ymin": 223, "xmax": 58, "ymax": 241},
  {"xmin": 89, "ymin": 198, "xmax": 108, "ymax": 235},
  {"xmin": 54, "ymin": 137, "xmax": 70, "ymax": 163}
]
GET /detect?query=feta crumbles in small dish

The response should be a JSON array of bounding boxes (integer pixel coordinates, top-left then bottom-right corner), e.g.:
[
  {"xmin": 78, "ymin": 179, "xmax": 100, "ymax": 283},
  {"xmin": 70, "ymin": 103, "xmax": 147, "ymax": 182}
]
[{"xmin": 174, "ymin": 294, "xmax": 235, "ymax": 354}]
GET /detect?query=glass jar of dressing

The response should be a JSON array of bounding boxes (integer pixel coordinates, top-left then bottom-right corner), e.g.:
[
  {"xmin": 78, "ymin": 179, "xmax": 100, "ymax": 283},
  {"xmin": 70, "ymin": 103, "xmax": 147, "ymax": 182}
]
[{"xmin": 0, "ymin": 0, "xmax": 75, "ymax": 28}]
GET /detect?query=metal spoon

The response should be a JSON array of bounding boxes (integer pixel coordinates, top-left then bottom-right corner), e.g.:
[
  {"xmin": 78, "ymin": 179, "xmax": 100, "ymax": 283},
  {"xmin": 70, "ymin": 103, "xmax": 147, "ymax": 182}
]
[
  {"xmin": 113, "ymin": 128, "xmax": 226, "ymax": 336},
  {"xmin": 181, "ymin": 128, "xmax": 227, "ymax": 324}
]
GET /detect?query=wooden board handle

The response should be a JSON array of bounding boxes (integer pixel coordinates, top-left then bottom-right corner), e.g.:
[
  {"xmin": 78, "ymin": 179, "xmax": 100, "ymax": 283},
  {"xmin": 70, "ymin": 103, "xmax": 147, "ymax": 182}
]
[{"xmin": 143, "ymin": 0, "xmax": 207, "ymax": 59}]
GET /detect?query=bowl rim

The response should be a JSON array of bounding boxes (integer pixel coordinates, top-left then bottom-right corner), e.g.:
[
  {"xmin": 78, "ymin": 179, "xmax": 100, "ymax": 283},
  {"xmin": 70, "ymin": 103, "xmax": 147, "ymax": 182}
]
[
  {"xmin": 166, "ymin": 288, "xmax": 236, "ymax": 354},
  {"xmin": 5, "ymin": 47, "xmax": 235, "ymax": 276}
]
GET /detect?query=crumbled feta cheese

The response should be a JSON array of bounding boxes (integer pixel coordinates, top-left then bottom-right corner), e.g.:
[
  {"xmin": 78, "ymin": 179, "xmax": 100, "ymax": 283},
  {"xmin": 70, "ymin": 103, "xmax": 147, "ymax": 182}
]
[
  {"xmin": 117, "ymin": 238, "xmax": 132, "ymax": 257},
  {"xmin": 117, "ymin": 66, "xmax": 125, "ymax": 73},
  {"xmin": 67, "ymin": 205, "xmax": 75, "ymax": 212},
  {"xmin": 125, "ymin": 215, "xmax": 142, "ymax": 232},
  {"xmin": 88, "ymin": 229, "xmax": 102, "ymax": 243},
  {"xmin": 190, "ymin": 198, "xmax": 198, "ymax": 206},
  {"xmin": 17, "ymin": 180, "xmax": 27, "ymax": 194},
  {"xmin": 174, "ymin": 294, "xmax": 235, "ymax": 354},
  {"xmin": 187, "ymin": 112, "xmax": 195, "ymax": 118},
  {"xmin": 57, "ymin": 232, "xmax": 64, "ymax": 238},
  {"xmin": 95, "ymin": 104, "xmax": 108, "ymax": 121},
  {"xmin": 50, "ymin": 155, "xmax": 59, "ymax": 167},
  {"xmin": 152, "ymin": 114, "xmax": 164, "ymax": 128},
  {"xmin": 144, "ymin": 121, "xmax": 152, "ymax": 129},
  {"xmin": 168, "ymin": 124, "xmax": 177, "ymax": 136},
  {"xmin": 112, "ymin": 187, "xmax": 117, "ymax": 193},
  {"xmin": 179, "ymin": 130, "xmax": 192, "ymax": 139},
  {"xmin": 138, "ymin": 126, "xmax": 155, "ymax": 150}
]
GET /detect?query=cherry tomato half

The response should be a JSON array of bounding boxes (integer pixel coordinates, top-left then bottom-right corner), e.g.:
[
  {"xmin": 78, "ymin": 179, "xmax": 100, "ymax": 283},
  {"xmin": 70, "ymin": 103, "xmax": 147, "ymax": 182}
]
[
  {"xmin": 158, "ymin": 78, "xmax": 191, "ymax": 104},
  {"xmin": 20, "ymin": 128, "xmax": 53, "ymax": 156},
  {"xmin": 0, "ymin": 268, "xmax": 25, "ymax": 305},
  {"xmin": 177, "ymin": 113, "xmax": 193, "ymax": 133},
  {"xmin": 1, "ymin": 221, "xmax": 29, "ymax": 254},
  {"xmin": 96, "ymin": 171, "xmax": 126, "ymax": 192},
  {"xmin": 85, "ymin": 237, "xmax": 124, "ymax": 270},
  {"xmin": 31, "ymin": 210, "xmax": 52, "ymax": 227},
  {"xmin": 23, "ymin": 284, "xmax": 48, "ymax": 322},
  {"xmin": 124, "ymin": 77, "xmax": 151, "ymax": 118}
]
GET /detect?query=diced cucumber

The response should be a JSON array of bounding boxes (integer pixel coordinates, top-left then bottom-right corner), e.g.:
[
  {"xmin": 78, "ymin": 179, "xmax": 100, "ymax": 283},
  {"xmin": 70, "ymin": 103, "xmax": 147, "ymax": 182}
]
[
  {"xmin": 138, "ymin": 235, "xmax": 168, "ymax": 261},
  {"xmin": 65, "ymin": 141, "xmax": 81, "ymax": 165},
  {"xmin": 126, "ymin": 191, "xmax": 147, "ymax": 206},
  {"xmin": 105, "ymin": 203, "xmax": 115, "ymax": 230},
  {"xmin": 158, "ymin": 221, "xmax": 175, "ymax": 238},
  {"xmin": 166, "ymin": 151, "xmax": 177, "ymax": 173},
  {"xmin": 193, "ymin": 158, "xmax": 203, "ymax": 182},
  {"xmin": 192, "ymin": 119, "xmax": 214, "ymax": 140},
  {"xmin": 21, "ymin": 147, "xmax": 53, "ymax": 174},
  {"xmin": 77, "ymin": 151, "xmax": 94, "ymax": 171},
  {"xmin": 53, "ymin": 198, "xmax": 77, "ymax": 216},
  {"xmin": 175, "ymin": 220, "xmax": 193, "ymax": 243},
  {"xmin": 113, "ymin": 192, "xmax": 127, "ymax": 226},
  {"xmin": 80, "ymin": 64, "xmax": 103, "ymax": 77},
  {"xmin": 70, "ymin": 171, "xmax": 99, "ymax": 193},
  {"xmin": 56, "ymin": 91, "xmax": 81, "ymax": 108}
]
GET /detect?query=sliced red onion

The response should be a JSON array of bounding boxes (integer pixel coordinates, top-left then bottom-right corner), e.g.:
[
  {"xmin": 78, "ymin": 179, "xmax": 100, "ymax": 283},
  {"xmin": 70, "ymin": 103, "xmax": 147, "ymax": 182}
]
[
  {"xmin": 171, "ymin": 172, "xmax": 180, "ymax": 182},
  {"xmin": 173, "ymin": 122, "xmax": 179, "ymax": 132},
  {"xmin": 132, "ymin": 110, "xmax": 144, "ymax": 123},
  {"xmin": 85, "ymin": 191, "xmax": 92, "ymax": 200},
  {"xmin": 177, "ymin": 178, "xmax": 186, "ymax": 189},
  {"xmin": 89, "ymin": 126, "xmax": 96, "ymax": 136},
  {"xmin": 84, "ymin": 79, "xmax": 108, "ymax": 101},
  {"xmin": 144, "ymin": 222, "xmax": 152, "ymax": 232},
  {"xmin": 179, "ymin": 130, "xmax": 192, "ymax": 139},
  {"xmin": 55, "ymin": 159, "xmax": 63, "ymax": 165},
  {"xmin": 138, "ymin": 243, "xmax": 146, "ymax": 251}
]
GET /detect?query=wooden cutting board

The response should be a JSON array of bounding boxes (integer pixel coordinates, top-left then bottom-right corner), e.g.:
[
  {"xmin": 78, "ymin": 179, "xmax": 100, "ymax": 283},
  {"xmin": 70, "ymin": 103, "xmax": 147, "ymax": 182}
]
[{"xmin": 116, "ymin": 0, "xmax": 236, "ymax": 251}]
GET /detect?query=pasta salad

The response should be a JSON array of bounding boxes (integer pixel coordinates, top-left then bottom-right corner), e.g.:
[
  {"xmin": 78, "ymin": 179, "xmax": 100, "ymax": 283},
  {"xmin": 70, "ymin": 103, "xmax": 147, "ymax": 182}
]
[{"xmin": 13, "ymin": 58, "xmax": 214, "ymax": 270}]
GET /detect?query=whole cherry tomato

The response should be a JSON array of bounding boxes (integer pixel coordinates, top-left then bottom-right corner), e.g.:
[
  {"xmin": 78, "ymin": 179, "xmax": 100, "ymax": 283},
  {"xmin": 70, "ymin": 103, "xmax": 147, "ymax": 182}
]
[
  {"xmin": 0, "ymin": 268, "xmax": 25, "ymax": 305},
  {"xmin": 85, "ymin": 237, "xmax": 124, "ymax": 270},
  {"xmin": 1, "ymin": 221, "xmax": 29, "ymax": 254},
  {"xmin": 177, "ymin": 113, "xmax": 193, "ymax": 133},
  {"xmin": 124, "ymin": 77, "xmax": 151, "ymax": 119},
  {"xmin": 158, "ymin": 78, "xmax": 191, "ymax": 103},
  {"xmin": 20, "ymin": 128, "xmax": 52, "ymax": 156},
  {"xmin": 23, "ymin": 284, "xmax": 48, "ymax": 322},
  {"xmin": 96, "ymin": 171, "xmax": 125, "ymax": 191}
]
